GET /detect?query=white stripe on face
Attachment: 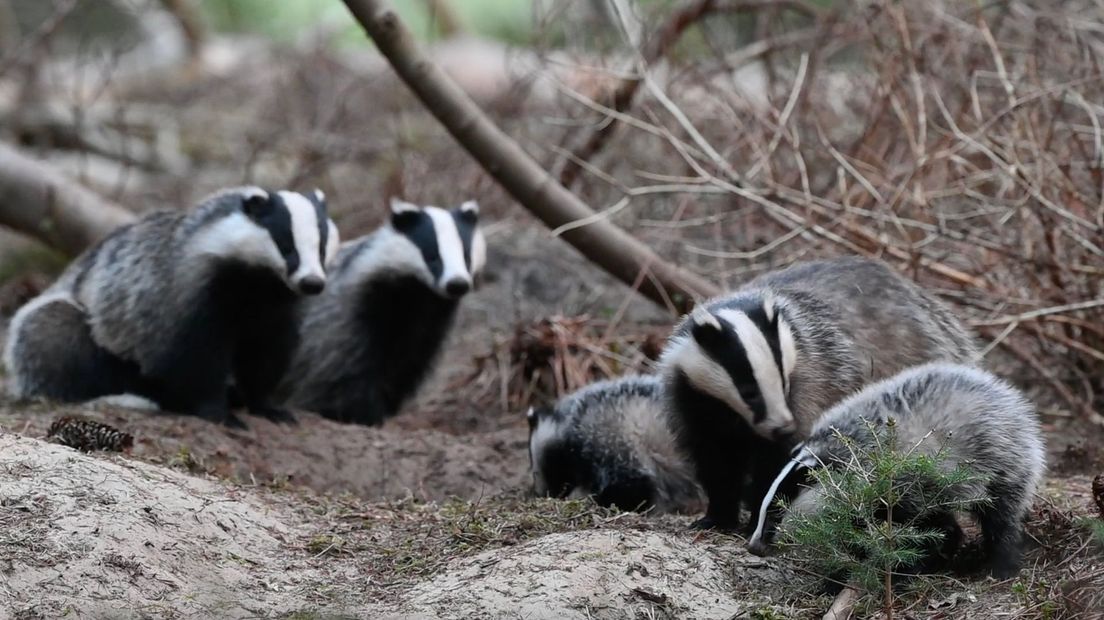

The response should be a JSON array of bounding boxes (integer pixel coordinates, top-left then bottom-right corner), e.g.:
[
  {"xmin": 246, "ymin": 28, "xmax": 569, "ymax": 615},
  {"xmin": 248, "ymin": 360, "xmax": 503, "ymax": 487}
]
[
  {"xmin": 188, "ymin": 212, "xmax": 282, "ymax": 270},
  {"xmin": 670, "ymin": 337, "xmax": 753, "ymax": 421},
  {"xmin": 325, "ymin": 219, "xmax": 340, "ymax": 267},
  {"xmin": 529, "ymin": 416, "xmax": 563, "ymax": 496},
  {"xmin": 777, "ymin": 315, "xmax": 797, "ymax": 393},
  {"xmin": 716, "ymin": 308, "xmax": 796, "ymax": 437},
  {"xmin": 469, "ymin": 228, "xmax": 487, "ymax": 277},
  {"xmin": 279, "ymin": 191, "xmax": 326, "ymax": 286},
  {"xmin": 425, "ymin": 206, "xmax": 470, "ymax": 288}
]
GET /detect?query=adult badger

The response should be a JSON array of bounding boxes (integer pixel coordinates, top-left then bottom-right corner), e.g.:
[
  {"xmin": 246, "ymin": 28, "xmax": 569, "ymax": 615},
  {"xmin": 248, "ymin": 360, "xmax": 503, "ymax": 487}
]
[
  {"xmin": 4, "ymin": 187, "xmax": 338, "ymax": 428},
  {"xmin": 657, "ymin": 256, "xmax": 978, "ymax": 531},
  {"xmin": 279, "ymin": 197, "xmax": 486, "ymax": 425},
  {"xmin": 527, "ymin": 375, "xmax": 703, "ymax": 514},
  {"xmin": 746, "ymin": 363, "xmax": 1046, "ymax": 578}
]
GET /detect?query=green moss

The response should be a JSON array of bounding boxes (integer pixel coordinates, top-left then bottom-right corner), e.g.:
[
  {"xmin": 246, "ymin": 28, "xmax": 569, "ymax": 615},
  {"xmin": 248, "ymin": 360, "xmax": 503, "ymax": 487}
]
[{"xmin": 0, "ymin": 244, "xmax": 67, "ymax": 288}]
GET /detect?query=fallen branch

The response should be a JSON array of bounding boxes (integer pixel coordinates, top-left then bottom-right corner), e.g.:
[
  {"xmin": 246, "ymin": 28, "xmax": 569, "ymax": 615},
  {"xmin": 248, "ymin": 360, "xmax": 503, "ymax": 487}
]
[
  {"xmin": 823, "ymin": 586, "xmax": 859, "ymax": 620},
  {"xmin": 0, "ymin": 142, "xmax": 134, "ymax": 255},
  {"xmin": 341, "ymin": 0, "xmax": 721, "ymax": 313}
]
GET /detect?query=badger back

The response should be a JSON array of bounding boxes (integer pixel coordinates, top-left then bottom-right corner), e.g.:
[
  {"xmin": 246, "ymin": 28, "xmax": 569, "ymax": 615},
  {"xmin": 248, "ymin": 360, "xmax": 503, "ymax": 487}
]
[
  {"xmin": 659, "ymin": 257, "xmax": 977, "ymax": 441},
  {"xmin": 57, "ymin": 187, "xmax": 337, "ymax": 369},
  {"xmin": 806, "ymin": 363, "xmax": 1044, "ymax": 485},
  {"xmin": 755, "ymin": 257, "xmax": 979, "ymax": 375},
  {"xmin": 749, "ymin": 363, "xmax": 1045, "ymax": 554}
]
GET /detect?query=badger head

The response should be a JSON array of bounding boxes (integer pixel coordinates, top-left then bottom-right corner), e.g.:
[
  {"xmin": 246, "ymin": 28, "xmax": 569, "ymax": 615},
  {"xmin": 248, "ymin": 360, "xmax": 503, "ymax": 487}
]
[
  {"xmin": 662, "ymin": 294, "xmax": 798, "ymax": 440},
  {"xmin": 190, "ymin": 186, "xmax": 339, "ymax": 296},
  {"xmin": 388, "ymin": 198, "xmax": 486, "ymax": 300},
  {"xmin": 526, "ymin": 405, "xmax": 582, "ymax": 500}
]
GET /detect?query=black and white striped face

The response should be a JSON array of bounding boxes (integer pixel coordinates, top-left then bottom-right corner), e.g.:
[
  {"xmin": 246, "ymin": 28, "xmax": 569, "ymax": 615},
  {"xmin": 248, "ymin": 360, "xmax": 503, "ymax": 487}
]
[
  {"xmin": 666, "ymin": 297, "xmax": 798, "ymax": 439},
  {"xmin": 526, "ymin": 406, "xmax": 581, "ymax": 499},
  {"xmin": 389, "ymin": 198, "xmax": 486, "ymax": 299},
  {"xmin": 193, "ymin": 187, "xmax": 339, "ymax": 295}
]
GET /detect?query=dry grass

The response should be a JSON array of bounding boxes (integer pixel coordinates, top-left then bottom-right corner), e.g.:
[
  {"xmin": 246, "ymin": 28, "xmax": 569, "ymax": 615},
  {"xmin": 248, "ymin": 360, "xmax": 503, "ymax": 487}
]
[
  {"xmin": 455, "ymin": 315, "xmax": 668, "ymax": 412},
  {"xmin": 547, "ymin": 0, "xmax": 1104, "ymax": 425}
]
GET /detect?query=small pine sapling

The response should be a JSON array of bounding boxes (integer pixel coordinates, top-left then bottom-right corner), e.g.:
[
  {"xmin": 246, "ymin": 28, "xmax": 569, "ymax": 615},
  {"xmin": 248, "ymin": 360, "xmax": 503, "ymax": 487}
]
[{"xmin": 777, "ymin": 419, "xmax": 989, "ymax": 618}]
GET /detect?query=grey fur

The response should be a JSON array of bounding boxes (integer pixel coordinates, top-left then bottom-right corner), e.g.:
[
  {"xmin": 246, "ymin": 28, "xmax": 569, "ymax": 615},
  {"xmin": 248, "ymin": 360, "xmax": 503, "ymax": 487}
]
[
  {"xmin": 753, "ymin": 363, "xmax": 1046, "ymax": 576},
  {"xmin": 656, "ymin": 256, "xmax": 980, "ymax": 530},
  {"xmin": 4, "ymin": 186, "xmax": 336, "ymax": 425},
  {"xmin": 663, "ymin": 256, "xmax": 980, "ymax": 439},
  {"xmin": 528, "ymin": 375, "xmax": 704, "ymax": 514},
  {"xmin": 278, "ymin": 202, "xmax": 485, "ymax": 425}
]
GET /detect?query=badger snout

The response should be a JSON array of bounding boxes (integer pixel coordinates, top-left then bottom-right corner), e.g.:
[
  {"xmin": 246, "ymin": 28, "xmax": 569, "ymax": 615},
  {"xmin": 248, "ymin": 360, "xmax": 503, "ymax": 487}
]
[
  {"xmin": 444, "ymin": 277, "xmax": 471, "ymax": 299},
  {"xmin": 771, "ymin": 425, "xmax": 798, "ymax": 445},
  {"xmin": 746, "ymin": 537, "xmax": 771, "ymax": 557},
  {"xmin": 296, "ymin": 275, "xmax": 326, "ymax": 295}
]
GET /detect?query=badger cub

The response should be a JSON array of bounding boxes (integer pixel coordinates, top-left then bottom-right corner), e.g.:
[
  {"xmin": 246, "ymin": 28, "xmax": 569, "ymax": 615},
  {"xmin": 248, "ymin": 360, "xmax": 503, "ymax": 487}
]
[
  {"xmin": 4, "ymin": 187, "xmax": 338, "ymax": 428},
  {"xmin": 747, "ymin": 363, "xmax": 1046, "ymax": 578},
  {"xmin": 528, "ymin": 375, "xmax": 703, "ymax": 514},
  {"xmin": 280, "ymin": 198, "xmax": 485, "ymax": 425},
  {"xmin": 658, "ymin": 257, "xmax": 978, "ymax": 531}
]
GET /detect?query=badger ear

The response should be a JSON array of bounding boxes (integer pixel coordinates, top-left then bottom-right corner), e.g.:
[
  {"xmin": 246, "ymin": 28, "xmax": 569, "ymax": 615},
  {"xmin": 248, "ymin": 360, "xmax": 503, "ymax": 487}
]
[
  {"xmin": 313, "ymin": 188, "xmax": 327, "ymax": 204},
  {"xmin": 458, "ymin": 200, "xmax": 479, "ymax": 221},
  {"xmin": 689, "ymin": 306, "xmax": 724, "ymax": 345},
  {"xmin": 390, "ymin": 197, "xmax": 420, "ymax": 215},
  {"xmin": 526, "ymin": 406, "xmax": 538, "ymax": 431},
  {"xmin": 390, "ymin": 198, "xmax": 422, "ymax": 230},
  {"xmin": 242, "ymin": 192, "xmax": 270, "ymax": 217}
]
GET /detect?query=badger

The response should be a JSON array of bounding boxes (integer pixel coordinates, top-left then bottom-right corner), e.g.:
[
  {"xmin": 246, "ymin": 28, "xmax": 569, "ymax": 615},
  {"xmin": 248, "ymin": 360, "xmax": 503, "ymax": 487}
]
[
  {"xmin": 527, "ymin": 375, "xmax": 704, "ymax": 514},
  {"xmin": 3, "ymin": 187, "xmax": 339, "ymax": 428},
  {"xmin": 746, "ymin": 362, "xmax": 1046, "ymax": 578},
  {"xmin": 657, "ymin": 256, "xmax": 978, "ymax": 530},
  {"xmin": 278, "ymin": 197, "xmax": 486, "ymax": 425}
]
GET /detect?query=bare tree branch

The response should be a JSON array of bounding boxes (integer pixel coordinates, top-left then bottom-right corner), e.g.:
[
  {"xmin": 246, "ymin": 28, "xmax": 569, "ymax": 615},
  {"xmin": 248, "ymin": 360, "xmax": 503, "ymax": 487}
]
[
  {"xmin": 341, "ymin": 0, "xmax": 721, "ymax": 312},
  {"xmin": 823, "ymin": 585, "xmax": 859, "ymax": 620},
  {"xmin": 558, "ymin": 0, "xmax": 822, "ymax": 188},
  {"xmin": 158, "ymin": 0, "xmax": 206, "ymax": 61},
  {"xmin": 0, "ymin": 142, "xmax": 134, "ymax": 256}
]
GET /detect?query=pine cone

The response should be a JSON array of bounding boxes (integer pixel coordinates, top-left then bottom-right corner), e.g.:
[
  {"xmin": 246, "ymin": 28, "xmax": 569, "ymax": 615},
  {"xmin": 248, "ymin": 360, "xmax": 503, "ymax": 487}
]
[
  {"xmin": 1093, "ymin": 474, "xmax": 1104, "ymax": 519},
  {"xmin": 46, "ymin": 417, "xmax": 134, "ymax": 453}
]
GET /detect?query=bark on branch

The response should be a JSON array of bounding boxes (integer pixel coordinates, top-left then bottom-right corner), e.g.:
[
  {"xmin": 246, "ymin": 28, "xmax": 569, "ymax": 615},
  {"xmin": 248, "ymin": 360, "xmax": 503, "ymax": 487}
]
[
  {"xmin": 0, "ymin": 142, "xmax": 134, "ymax": 255},
  {"xmin": 341, "ymin": 0, "xmax": 721, "ymax": 312}
]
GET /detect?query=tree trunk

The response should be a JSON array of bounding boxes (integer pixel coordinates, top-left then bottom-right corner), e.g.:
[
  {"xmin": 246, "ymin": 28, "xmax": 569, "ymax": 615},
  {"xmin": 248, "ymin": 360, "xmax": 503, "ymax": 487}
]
[
  {"xmin": 340, "ymin": 0, "xmax": 721, "ymax": 313},
  {"xmin": 0, "ymin": 142, "xmax": 134, "ymax": 256}
]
